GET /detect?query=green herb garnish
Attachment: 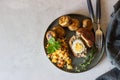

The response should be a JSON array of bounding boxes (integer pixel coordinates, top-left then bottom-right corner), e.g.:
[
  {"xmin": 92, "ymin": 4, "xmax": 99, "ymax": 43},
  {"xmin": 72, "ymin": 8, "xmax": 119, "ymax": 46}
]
[
  {"xmin": 75, "ymin": 47, "xmax": 98, "ymax": 72},
  {"xmin": 80, "ymin": 47, "xmax": 97, "ymax": 70},
  {"xmin": 47, "ymin": 37, "xmax": 61, "ymax": 54}
]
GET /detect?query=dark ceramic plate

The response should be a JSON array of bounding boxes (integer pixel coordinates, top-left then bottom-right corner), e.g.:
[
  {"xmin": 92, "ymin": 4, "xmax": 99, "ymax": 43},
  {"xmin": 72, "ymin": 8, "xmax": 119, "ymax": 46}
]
[{"xmin": 44, "ymin": 14, "xmax": 105, "ymax": 73}]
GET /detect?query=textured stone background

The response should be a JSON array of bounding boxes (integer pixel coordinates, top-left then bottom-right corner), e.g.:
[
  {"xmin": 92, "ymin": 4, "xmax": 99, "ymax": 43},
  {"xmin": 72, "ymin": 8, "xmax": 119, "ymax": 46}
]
[{"xmin": 0, "ymin": 0, "xmax": 117, "ymax": 80}]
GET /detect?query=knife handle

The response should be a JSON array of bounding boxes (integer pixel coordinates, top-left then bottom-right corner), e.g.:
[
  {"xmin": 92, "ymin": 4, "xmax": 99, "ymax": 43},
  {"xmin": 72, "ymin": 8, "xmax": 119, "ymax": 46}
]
[
  {"xmin": 96, "ymin": 0, "xmax": 101, "ymax": 23},
  {"xmin": 87, "ymin": 0, "xmax": 95, "ymax": 22}
]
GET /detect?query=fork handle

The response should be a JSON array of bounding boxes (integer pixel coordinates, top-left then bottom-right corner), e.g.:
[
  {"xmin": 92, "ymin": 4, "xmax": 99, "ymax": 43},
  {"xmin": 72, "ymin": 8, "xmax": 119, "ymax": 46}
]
[{"xmin": 96, "ymin": 0, "xmax": 101, "ymax": 23}]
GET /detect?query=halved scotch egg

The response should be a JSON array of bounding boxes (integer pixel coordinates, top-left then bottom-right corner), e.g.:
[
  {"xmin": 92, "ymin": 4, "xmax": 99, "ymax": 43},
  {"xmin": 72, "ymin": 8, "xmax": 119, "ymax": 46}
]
[
  {"xmin": 72, "ymin": 39, "xmax": 86, "ymax": 54},
  {"xmin": 76, "ymin": 28, "xmax": 95, "ymax": 48},
  {"xmin": 69, "ymin": 35, "xmax": 87, "ymax": 58}
]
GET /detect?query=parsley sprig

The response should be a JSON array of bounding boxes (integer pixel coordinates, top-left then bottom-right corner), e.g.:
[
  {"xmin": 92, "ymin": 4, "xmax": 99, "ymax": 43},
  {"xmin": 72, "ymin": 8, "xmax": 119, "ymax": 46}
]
[{"xmin": 47, "ymin": 37, "xmax": 61, "ymax": 54}]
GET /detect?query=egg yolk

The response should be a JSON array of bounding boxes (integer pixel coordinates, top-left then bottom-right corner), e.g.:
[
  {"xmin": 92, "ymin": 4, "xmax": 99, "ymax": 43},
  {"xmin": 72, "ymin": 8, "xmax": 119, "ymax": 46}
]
[{"xmin": 75, "ymin": 42, "xmax": 83, "ymax": 51}]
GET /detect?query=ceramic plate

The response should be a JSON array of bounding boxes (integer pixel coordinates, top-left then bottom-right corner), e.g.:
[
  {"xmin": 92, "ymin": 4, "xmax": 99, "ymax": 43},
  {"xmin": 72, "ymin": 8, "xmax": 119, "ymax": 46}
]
[{"xmin": 43, "ymin": 14, "xmax": 105, "ymax": 73}]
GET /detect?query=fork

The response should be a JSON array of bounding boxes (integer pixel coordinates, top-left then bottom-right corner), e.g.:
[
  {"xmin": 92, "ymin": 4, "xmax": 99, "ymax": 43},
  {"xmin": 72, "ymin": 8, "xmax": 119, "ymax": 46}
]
[{"xmin": 95, "ymin": 0, "xmax": 103, "ymax": 50}]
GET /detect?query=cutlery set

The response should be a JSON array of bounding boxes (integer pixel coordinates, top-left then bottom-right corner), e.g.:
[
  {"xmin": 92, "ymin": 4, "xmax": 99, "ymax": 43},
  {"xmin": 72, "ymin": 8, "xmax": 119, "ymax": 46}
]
[{"xmin": 87, "ymin": 0, "xmax": 103, "ymax": 51}]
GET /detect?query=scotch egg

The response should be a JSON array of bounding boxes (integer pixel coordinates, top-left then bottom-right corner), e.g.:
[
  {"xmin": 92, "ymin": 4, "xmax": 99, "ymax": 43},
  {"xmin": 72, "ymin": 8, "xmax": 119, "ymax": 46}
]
[
  {"xmin": 72, "ymin": 39, "xmax": 86, "ymax": 54},
  {"xmin": 69, "ymin": 35, "xmax": 87, "ymax": 58}
]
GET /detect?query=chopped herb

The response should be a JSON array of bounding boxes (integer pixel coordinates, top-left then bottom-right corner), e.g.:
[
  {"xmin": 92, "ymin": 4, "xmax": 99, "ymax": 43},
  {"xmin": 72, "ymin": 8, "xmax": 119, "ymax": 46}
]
[{"xmin": 47, "ymin": 37, "xmax": 61, "ymax": 54}]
